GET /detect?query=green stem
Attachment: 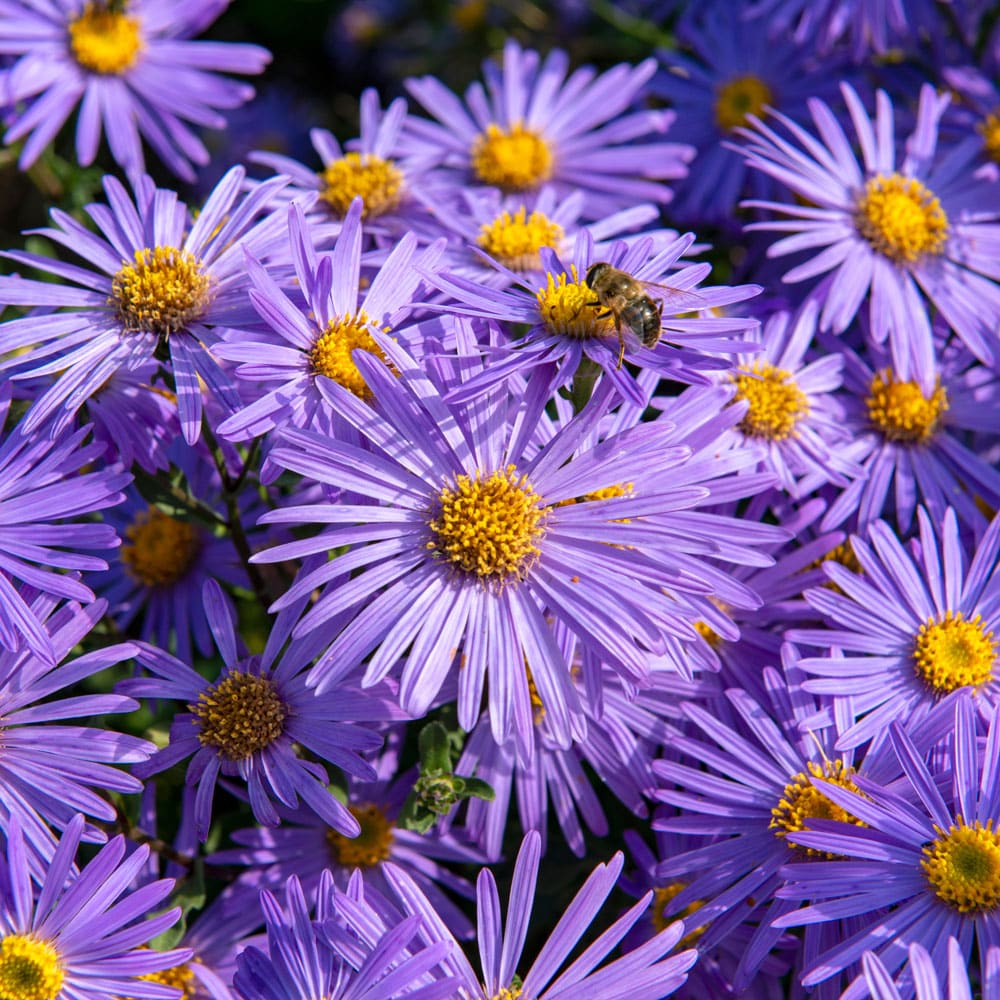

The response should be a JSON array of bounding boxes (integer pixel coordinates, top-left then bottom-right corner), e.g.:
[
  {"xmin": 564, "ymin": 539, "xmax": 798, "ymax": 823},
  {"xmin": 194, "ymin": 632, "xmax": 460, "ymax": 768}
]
[
  {"xmin": 100, "ymin": 805, "xmax": 231, "ymax": 881},
  {"xmin": 203, "ymin": 423, "xmax": 275, "ymax": 613}
]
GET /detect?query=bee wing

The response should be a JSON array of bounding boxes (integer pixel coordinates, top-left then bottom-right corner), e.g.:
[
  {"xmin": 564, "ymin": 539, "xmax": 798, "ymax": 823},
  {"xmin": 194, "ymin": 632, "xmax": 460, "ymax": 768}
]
[{"xmin": 641, "ymin": 280, "xmax": 708, "ymax": 313}]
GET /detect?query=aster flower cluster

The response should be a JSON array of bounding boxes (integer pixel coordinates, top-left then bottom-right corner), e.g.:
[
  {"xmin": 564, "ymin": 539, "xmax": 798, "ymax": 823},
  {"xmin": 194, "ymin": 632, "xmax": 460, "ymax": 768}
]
[{"xmin": 1, "ymin": 1, "xmax": 1000, "ymax": 998}]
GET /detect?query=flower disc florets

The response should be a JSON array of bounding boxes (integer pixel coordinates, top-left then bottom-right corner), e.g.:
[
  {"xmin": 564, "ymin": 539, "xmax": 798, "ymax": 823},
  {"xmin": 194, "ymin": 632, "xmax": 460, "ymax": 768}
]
[
  {"xmin": 855, "ymin": 173, "xmax": 949, "ymax": 264},
  {"xmin": 922, "ymin": 820, "xmax": 1000, "ymax": 913},
  {"xmin": 732, "ymin": 361, "xmax": 809, "ymax": 440},
  {"xmin": 715, "ymin": 74, "xmax": 773, "ymax": 131},
  {"xmin": 136, "ymin": 962, "xmax": 198, "ymax": 1000},
  {"xmin": 121, "ymin": 506, "xmax": 201, "ymax": 587},
  {"xmin": 112, "ymin": 246, "xmax": 212, "ymax": 337},
  {"xmin": 470, "ymin": 123, "xmax": 553, "ymax": 190},
  {"xmin": 535, "ymin": 266, "xmax": 611, "ymax": 340},
  {"xmin": 319, "ymin": 152, "xmax": 404, "ymax": 218},
  {"xmin": 192, "ymin": 672, "xmax": 287, "ymax": 761},
  {"xmin": 913, "ymin": 611, "xmax": 997, "ymax": 693},
  {"xmin": 310, "ymin": 312, "xmax": 389, "ymax": 400},
  {"xmin": 69, "ymin": 3, "xmax": 143, "ymax": 75},
  {"xmin": 771, "ymin": 760, "xmax": 865, "ymax": 858},
  {"xmin": 428, "ymin": 466, "xmax": 547, "ymax": 583},
  {"xmin": 326, "ymin": 804, "xmax": 394, "ymax": 868},
  {"xmin": 866, "ymin": 369, "xmax": 948, "ymax": 444},
  {"xmin": 477, "ymin": 207, "xmax": 564, "ymax": 271},
  {"xmin": 0, "ymin": 936, "xmax": 64, "ymax": 1000}
]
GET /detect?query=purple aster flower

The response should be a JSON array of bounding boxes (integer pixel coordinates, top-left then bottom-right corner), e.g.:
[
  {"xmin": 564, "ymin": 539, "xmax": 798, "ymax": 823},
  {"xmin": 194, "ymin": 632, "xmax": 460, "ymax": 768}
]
[
  {"xmin": 0, "ymin": 592, "xmax": 150, "ymax": 880},
  {"xmin": 819, "ymin": 330, "xmax": 1000, "ymax": 534},
  {"xmin": 739, "ymin": 82, "xmax": 1000, "ymax": 373},
  {"xmin": 429, "ymin": 229, "xmax": 761, "ymax": 407},
  {"xmin": 233, "ymin": 870, "xmax": 456, "ymax": 1000},
  {"xmin": 0, "ymin": 385, "xmax": 128, "ymax": 663},
  {"xmin": 88, "ymin": 448, "xmax": 260, "ymax": 664},
  {"xmin": 652, "ymin": 651, "xmax": 876, "ymax": 995},
  {"xmin": 400, "ymin": 38, "xmax": 693, "ymax": 219},
  {"xmin": 773, "ymin": 694, "xmax": 1000, "ymax": 997},
  {"xmin": 789, "ymin": 506, "xmax": 1000, "ymax": 748},
  {"xmin": 0, "ymin": 0, "xmax": 270, "ymax": 180},
  {"xmin": 215, "ymin": 199, "xmax": 445, "ymax": 448},
  {"xmin": 209, "ymin": 743, "xmax": 482, "ymax": 941},
  {"xmin": 368, "ymin": 830, "xmax": 699, "ymax": 998},
  {"xmin": 249, "ymin": 87, "xmax": 438, "ymax": 241},
  {"xmin": 253, "ymin": 336, "xmax": 780, "ymax": 750},
  {"xmin": 861, "ymin": 937, "xmax": 999, "ymax": 999},
  {"xmin": 700, "ymin": 300, "xmax": 863, "ymax": 497},
  {"xmin": 119, "ymin": 579, "xmax": 389, "ymax": 840},
  {"xmin": 0, "ymin": 167, "xmax": 291, "ymax": 444},
  {"xmin": 0, "ymin": 813, "xmax": 188, "ymax": 1000},
  {"xmin": 651, "ymin": 6, "xmax": 846, "ymax": 226}
]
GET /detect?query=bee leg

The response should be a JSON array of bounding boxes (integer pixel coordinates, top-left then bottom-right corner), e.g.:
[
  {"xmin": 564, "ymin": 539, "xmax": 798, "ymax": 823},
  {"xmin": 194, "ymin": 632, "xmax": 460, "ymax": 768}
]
[{"xmin": 615, "ymin": 319, "xmax": 625, "ymax": 370}]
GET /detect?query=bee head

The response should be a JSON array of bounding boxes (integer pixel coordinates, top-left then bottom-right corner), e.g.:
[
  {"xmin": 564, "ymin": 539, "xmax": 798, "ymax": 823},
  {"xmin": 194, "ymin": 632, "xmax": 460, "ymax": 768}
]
[{"xmin": 585, "ymin": 262, "xmax": 614, "ymax": 287}]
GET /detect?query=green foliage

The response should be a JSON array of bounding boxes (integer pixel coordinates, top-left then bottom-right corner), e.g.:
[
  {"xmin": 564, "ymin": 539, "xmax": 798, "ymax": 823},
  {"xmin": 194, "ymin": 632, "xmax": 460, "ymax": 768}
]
[{"xmin": 398, "ymin": 721, "xmax": 495, "ymax": 834}]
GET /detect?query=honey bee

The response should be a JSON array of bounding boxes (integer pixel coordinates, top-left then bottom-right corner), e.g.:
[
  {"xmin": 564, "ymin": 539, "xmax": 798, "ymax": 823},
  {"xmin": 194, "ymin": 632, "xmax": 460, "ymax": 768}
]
[{"xmin": 585, "ymin": 262, "xmax": 703, "ymax": 369}]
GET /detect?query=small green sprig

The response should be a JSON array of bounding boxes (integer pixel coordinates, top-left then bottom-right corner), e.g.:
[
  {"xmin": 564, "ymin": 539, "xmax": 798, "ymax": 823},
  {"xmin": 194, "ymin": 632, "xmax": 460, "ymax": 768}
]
[{"xmin": 398, "ymin": 721, "xmax": 495, "ymax": 834}]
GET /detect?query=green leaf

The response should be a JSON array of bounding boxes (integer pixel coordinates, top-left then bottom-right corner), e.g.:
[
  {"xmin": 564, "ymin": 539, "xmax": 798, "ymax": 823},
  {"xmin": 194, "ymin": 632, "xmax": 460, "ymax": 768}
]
[
  {"xmin": 418, "ymin": 720, "xmax": 454, "ymax": 773},
  {"xmin": 462, "ymin": 777, "xmax": 496, "ymax": 802}
]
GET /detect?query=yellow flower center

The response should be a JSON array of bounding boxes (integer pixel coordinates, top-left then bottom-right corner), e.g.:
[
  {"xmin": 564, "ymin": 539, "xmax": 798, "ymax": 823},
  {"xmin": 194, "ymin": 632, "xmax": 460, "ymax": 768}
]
[
  {"xmin": 310, "ymin": 311, "xmax": 389, "ymax": 400},
  {"xmin": 714, "ymin": 74, "xmax": 774, "ymax": 131},
  {"xmin": 0, "ymin": 935, "xmax": 64, "ymax": 1000},
  {"xmin": 866, "ymin": 369, "xmax": 948, "ymax": 444},
  {"xmin": 922, "ymin": 820, "xmax": 1000, "ymax": 913},
  {"xmin": 855, "ymin": 173, "xmax": 949, "ymax": 264},
  {"xmin": 652, "ymin": 883, "xmax": 705, "ymax": 947},
  {"xmin": 192, "ymin": 672, "xmax": 286, "ymax": 761},
  {"xmin": 326, "ymin": 803, "xmax": 394, "ymax": 868},
  {"xmin": 731, "ymin": 361, "xmax": 809, "ymax": 441},
  {"xmin": 470, "ymin": 123, "xmax": 553, "ymax": 191},
  {"xmin": 477, "ymin": 207, "xmax": 564, "ymax": 271},
  {"xmin": 536, "ymin": 265, "xmax": 613, "ymax": 341},
  {"xmin": 319, "ymin": 152, "xmax": 404, "ymax": 219},
  {"xmin": 978, "ymin": 111, "xmax": 1000, "ymax": 163},
  {"xmin": 112, "ymin": 247, "xmax": 212, "ymax": 337},
  {"xmin": 912, "ymin": 611, "xmax": 997, "ymax": 694},
  {"xmin": 427, "ymin": 466, "xmax": 547, "ymax": 583},
  {"xmin": 771, "ymin": 760, "xmax": 865, "ymax": 857},
  {"xmin": 490, "ymin": 988, "xmax": 522, "ymax": 1000},
  {"xmin": 68, "ymin": 3, "xmax": 143, "ymax": 75},
  {"xmin": 124, "ymin": 960, "xmax": 198, "ymax": 1000},
  {"xmin": 121, "ymin": 506, "xmax": 201, "ymax": 588}
]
